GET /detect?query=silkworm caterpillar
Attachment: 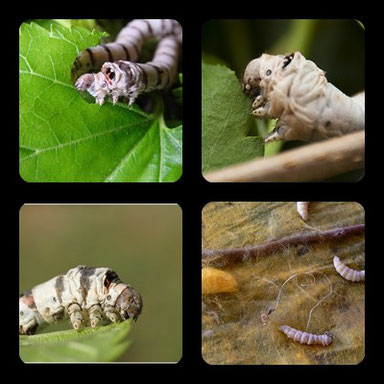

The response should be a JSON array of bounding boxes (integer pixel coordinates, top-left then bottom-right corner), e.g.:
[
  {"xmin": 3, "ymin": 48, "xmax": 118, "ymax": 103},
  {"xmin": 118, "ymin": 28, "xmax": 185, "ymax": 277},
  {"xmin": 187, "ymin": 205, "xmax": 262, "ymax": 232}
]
[
  {"xmin": 202, "ymin": 267, "xmax": 238, "ymax": 294},
  {"xmin": 19, "ymin": 265, "xmax": 142, "ymax": 335},
  {"xmin": 333, "ymin": 256, "xmax": 365, "ymax": 282},
  {"xmin": 279, "ymin": 325, "xmax": 333, "ymax": 346},
  {"xmin": 243, "ymin": 52, "xmax": 365, "ymax": 142},
  {"xmin": 297, "ymin": 202, "xmax": 310, "ymax": 220},
  {"xmin": 74, "ymin": 19, "xmax": 182, "ymax": 106}
]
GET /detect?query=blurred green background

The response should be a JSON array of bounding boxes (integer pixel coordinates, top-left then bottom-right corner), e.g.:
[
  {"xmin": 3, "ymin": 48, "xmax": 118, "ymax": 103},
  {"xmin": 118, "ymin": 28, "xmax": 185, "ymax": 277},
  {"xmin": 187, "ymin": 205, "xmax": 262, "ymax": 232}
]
[
  {"xmin": 19, "ymin": 204, "xmax": 182, "ymax": 362},
  {"xmin": 202, "ymin": 19, "xmax": 364, "ymax": 96}
]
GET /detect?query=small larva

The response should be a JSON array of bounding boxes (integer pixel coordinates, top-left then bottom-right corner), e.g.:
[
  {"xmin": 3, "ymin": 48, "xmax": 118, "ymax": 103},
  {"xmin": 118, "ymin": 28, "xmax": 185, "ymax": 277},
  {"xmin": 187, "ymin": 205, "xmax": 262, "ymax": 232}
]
[
  {"xmin": 297, "ymin": 202, "xmax": 310, "ymax": 220},
  {"xmin": 202, "ymin": 267, "xmax": 238, "ymax": 294},
  {"xmin": 75, "ymin": 19, "xmax": 182, "ymax": 106},
  {"xmin": 333, "ymin": 256, "xmax": 365, "ymax": 282},
  {"xmin": 279, "ymin": 325, "xmax": 333, "ymax": 346},
  {"xmin": 19, "ymin": 265, "xmax": 142, "ymax": 335},
  {"xmin": 243, "ymin": 52, "xmax": 365, "ymax": 142}
]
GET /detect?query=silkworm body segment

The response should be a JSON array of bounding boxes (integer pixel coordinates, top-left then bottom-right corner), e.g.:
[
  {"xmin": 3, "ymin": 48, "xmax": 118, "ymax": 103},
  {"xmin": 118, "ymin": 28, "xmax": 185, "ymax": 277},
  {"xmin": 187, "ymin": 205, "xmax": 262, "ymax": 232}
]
[
  {"xmin": 75, "ymin": 19, "xmax": 182, "ymax": 106},
  {"xmin": 297, "ymin": 202, "xmax": 310, "ymax": 220},
  {"xmin": 280, "ymin": 325, "xmax": 333, "ymax": 346},
  {"xmin": 19, "ymin": 265, "xmax": 143, "ymax": 335},
  {"xmin": 333, "ymin": 256, "xmax": 365, "ymax": 282},
  {"xmin": 243, "ymin": 52, "xmax": 365, "ymax": 142},
  {"xmin": 73, "ymin": 19, "xmax": 181, "ymax": 77}
]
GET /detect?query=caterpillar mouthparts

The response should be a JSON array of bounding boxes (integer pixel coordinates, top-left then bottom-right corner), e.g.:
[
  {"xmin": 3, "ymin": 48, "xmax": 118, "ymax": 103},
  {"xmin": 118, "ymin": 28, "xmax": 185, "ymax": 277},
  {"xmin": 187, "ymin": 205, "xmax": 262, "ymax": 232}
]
[{"xmin": 243, "ymin": 52, "xmax": 365, "ymax": 142}]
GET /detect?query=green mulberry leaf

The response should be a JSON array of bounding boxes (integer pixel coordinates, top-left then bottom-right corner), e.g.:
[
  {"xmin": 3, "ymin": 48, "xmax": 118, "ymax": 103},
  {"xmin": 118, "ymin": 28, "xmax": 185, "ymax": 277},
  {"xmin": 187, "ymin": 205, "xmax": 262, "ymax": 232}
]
[
  {"xmin": 19, "ymin": 21, "xmax": 182, "ymax": 182},
  {"xmin": 202, "ymin": 63, "xmax": 263, "ymax": 173},
  {"xmin": 20, "ymin": 320, "xmax": 133, "ymax": 362}
]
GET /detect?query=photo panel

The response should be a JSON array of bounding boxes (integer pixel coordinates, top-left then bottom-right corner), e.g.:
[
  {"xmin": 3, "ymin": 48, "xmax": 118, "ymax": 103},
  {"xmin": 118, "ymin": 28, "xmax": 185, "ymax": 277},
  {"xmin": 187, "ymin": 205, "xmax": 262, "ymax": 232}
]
[
  {"xmin": 202, "ymin": 202, "xmax": 365, "ymax": 364},
  {"xmin": 19, "ymin": 204, "xmax": 182, "ymax": 363},
  {"xmin": 19, "ymin": 19, "xmax": 182, "ymax": 182},
  {"xmin": 202, "ymin": 19, "xmax": 365, "ymax": 182}
]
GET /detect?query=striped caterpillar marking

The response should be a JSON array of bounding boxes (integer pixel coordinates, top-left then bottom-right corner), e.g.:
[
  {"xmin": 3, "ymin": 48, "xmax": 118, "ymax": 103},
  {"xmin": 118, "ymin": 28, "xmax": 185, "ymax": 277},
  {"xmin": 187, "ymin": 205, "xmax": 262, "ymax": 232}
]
[
  {"xmin": 297, "ymin": 202, "xmax": 310, "ymax": 220},
  {"xmin": 243, "ymin": 52, "xmax": 365, "ymax": 142},
  {"xmin": 75, "ymin": 19, "xmax": 182, "ymax": 106},
  {"xmin": 19, "ymin": 265, "xmax": 142, "ymax": 335},
  {"xmin": 73, "ymin": 19, "xmax": 182, "ymax": 76},
  {"xmin": 333, "ymin": 256, "xmax": 365, "ymax": 282},
  {"xmin": 279, "ymin": 325, "xmax": 333, "ymax": 346}
]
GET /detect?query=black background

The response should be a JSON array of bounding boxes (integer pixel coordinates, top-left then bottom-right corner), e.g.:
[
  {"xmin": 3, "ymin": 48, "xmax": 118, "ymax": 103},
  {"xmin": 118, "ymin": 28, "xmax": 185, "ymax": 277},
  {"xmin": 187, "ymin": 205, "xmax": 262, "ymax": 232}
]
[{"xmin": 9, "ymin": 8, "xmax": 375, "ymax": 379}]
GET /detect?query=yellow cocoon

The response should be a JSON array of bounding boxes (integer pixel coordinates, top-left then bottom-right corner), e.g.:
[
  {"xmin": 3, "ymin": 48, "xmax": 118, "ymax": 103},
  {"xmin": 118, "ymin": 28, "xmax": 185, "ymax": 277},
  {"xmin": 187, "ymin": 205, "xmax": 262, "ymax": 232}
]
[{"xmin": 202, "ymin": 267, "xmax": 237, "ymax": 294}]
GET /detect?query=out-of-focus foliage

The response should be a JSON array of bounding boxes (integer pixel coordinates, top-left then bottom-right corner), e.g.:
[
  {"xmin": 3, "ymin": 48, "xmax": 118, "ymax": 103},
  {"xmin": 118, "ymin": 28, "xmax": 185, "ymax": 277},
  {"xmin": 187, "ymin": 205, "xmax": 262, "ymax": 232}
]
[
  {"xmin": 202, "ymin": 202, "xmax": 365, "ymax": 365},
  {"xmin": 20, "ymin": 205, "xmax": 182, "ymax": 363}
]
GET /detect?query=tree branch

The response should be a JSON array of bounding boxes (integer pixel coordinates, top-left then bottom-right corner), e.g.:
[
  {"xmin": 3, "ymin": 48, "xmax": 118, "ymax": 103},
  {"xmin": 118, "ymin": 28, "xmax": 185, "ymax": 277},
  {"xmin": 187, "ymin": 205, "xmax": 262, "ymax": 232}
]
[
  {"xmin": 204, "ymin": 131, "xmax": 364, "ymax": 182},
  {"xmin": 202, "ymin": 224, "xmax": 365, "ymax": 267}
]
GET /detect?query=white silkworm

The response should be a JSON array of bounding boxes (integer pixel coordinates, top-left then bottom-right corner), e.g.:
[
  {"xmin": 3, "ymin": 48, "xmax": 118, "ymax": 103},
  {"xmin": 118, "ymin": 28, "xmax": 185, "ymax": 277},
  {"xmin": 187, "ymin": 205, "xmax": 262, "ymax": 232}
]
[
  {"xmin": 297, "ymin": 202, "xmax": 310, "ymax": 220},
  {"xmin": 73, "ymin": 19, "xmax": 182, "ymax": 76},
  {"xmin": 243, "ymin": 52, "xmax": 365, "ymax": 142},
  {"xmin": 74, "ymin": 19, "xmax": 182, "ymax": 106},
  {"xmin": 279, "ymin": 325, "xmax": 333, "ymax": 346},
  {"xmin": 333, "ymin": 256, "xmax": 365, "ymax": 282},
  {"xmin": 19, "ymin": 265, "xmax": 142, "ymax": 335}
]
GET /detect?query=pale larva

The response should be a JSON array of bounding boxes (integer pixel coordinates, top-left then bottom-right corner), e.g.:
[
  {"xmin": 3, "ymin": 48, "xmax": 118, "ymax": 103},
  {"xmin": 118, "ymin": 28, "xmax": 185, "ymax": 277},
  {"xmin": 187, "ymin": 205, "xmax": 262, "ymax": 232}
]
[
  {"xmin": 73, "ymin": 19, "xmax": 182, "ymax": 77},
  {"xmin": 333, "ymin": 256, "xmax": 365, "ymax": 282},
  {"xmin": 19, "ymin": 265, "xmax": 142, "ymax": 335},
  {"xmin": 243, "ymin": 52, "xmax": 364, "ymax": 142},
  {"xmin": 75, "ymin": 19, "xmax": 182, "ymax": 106},
  {"xmin": 279, "ymin": 325, "xmax": 333, "ymax": 346},
  {"xmin": 297, "ymin": 202, "xmax": 310, "ymax": 220}
]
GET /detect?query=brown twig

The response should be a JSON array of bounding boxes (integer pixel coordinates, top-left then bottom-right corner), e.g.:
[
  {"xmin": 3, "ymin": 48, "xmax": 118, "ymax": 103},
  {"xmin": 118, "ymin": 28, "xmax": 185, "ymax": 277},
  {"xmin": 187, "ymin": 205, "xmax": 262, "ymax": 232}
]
[
  {"xmin": 202, "ymin": 224, "xmax": 365, "ymax": 267},
  {"xmin": 204, "ymin": 131, "xmax": 364, "ymax": 182}
]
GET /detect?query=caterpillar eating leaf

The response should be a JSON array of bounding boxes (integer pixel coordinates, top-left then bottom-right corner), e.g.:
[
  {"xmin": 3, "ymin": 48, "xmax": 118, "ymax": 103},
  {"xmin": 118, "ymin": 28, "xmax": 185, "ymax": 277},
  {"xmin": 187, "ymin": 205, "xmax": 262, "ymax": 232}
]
[
  {"xmin": 279, "ymin": 325, "xmax": 333, "ymax": 346},
  {"xmin": 243, "ymin": 52, "xmax": 365, "ymax": 142},
  {"xmin": 74, "ymin": 19, "xmax": 182, "ymax": 106},
  {"xmin": 19, "ymin": 265, "xmax": 143, "ymax": 335}
]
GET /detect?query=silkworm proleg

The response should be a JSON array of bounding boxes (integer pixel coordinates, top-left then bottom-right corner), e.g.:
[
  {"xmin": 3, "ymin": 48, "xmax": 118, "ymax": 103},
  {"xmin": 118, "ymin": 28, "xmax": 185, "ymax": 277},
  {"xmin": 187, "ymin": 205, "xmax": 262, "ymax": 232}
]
[
  {"xmin": 279, "ymin": 325, "xmax": 333, "ymax": 346},
  {"xmin": 333, "ymin": 256, "xmax": 365, "ymax": 282},
  {"xmin": 19, "ymin": 265, "xmax": 143, "ymax": 335}
]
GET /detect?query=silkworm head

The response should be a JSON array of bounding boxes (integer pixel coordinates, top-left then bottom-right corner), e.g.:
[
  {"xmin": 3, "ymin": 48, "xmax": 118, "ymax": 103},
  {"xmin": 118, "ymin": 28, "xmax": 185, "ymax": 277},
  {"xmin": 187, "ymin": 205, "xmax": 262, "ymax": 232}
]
[
  {"xmin": 243, "ymin": 58, "xmax": 262, "ymax": 97},
  {"xmin": 115, "ymin": 286, "xmax": 143, "ymax": 321},
  {"xmin": 86, "ymin": 72, "xmax": 110, "ymax": 105},
  {"xmin": 75, "ymin": 73, "xmax": 95, "ymax": 91},
  {"xmin": 101, "ymin": 62, "xmax": 131, "ymax": 103},
  {"xmin": 243, "ymin": 53, "xmax": 290, "ymax": 98},
  {"xmin": 324, "ymin": 331, "xmax": 333, "ymax": 345}
]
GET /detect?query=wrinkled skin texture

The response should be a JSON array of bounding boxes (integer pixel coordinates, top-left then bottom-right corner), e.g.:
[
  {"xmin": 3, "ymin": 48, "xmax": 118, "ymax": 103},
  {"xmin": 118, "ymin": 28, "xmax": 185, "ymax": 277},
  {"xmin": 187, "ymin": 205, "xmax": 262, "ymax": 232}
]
[
  {"xmin": 243, "ymin": 52, "xmax": 365, "ymax": 142},
  {"xmin": 19, "ymin": 266, "xmax": 143, "ymax": 335},
  {"xmin": 76, "ymin": 62, "xmax": 140, "ymax": 106}
]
